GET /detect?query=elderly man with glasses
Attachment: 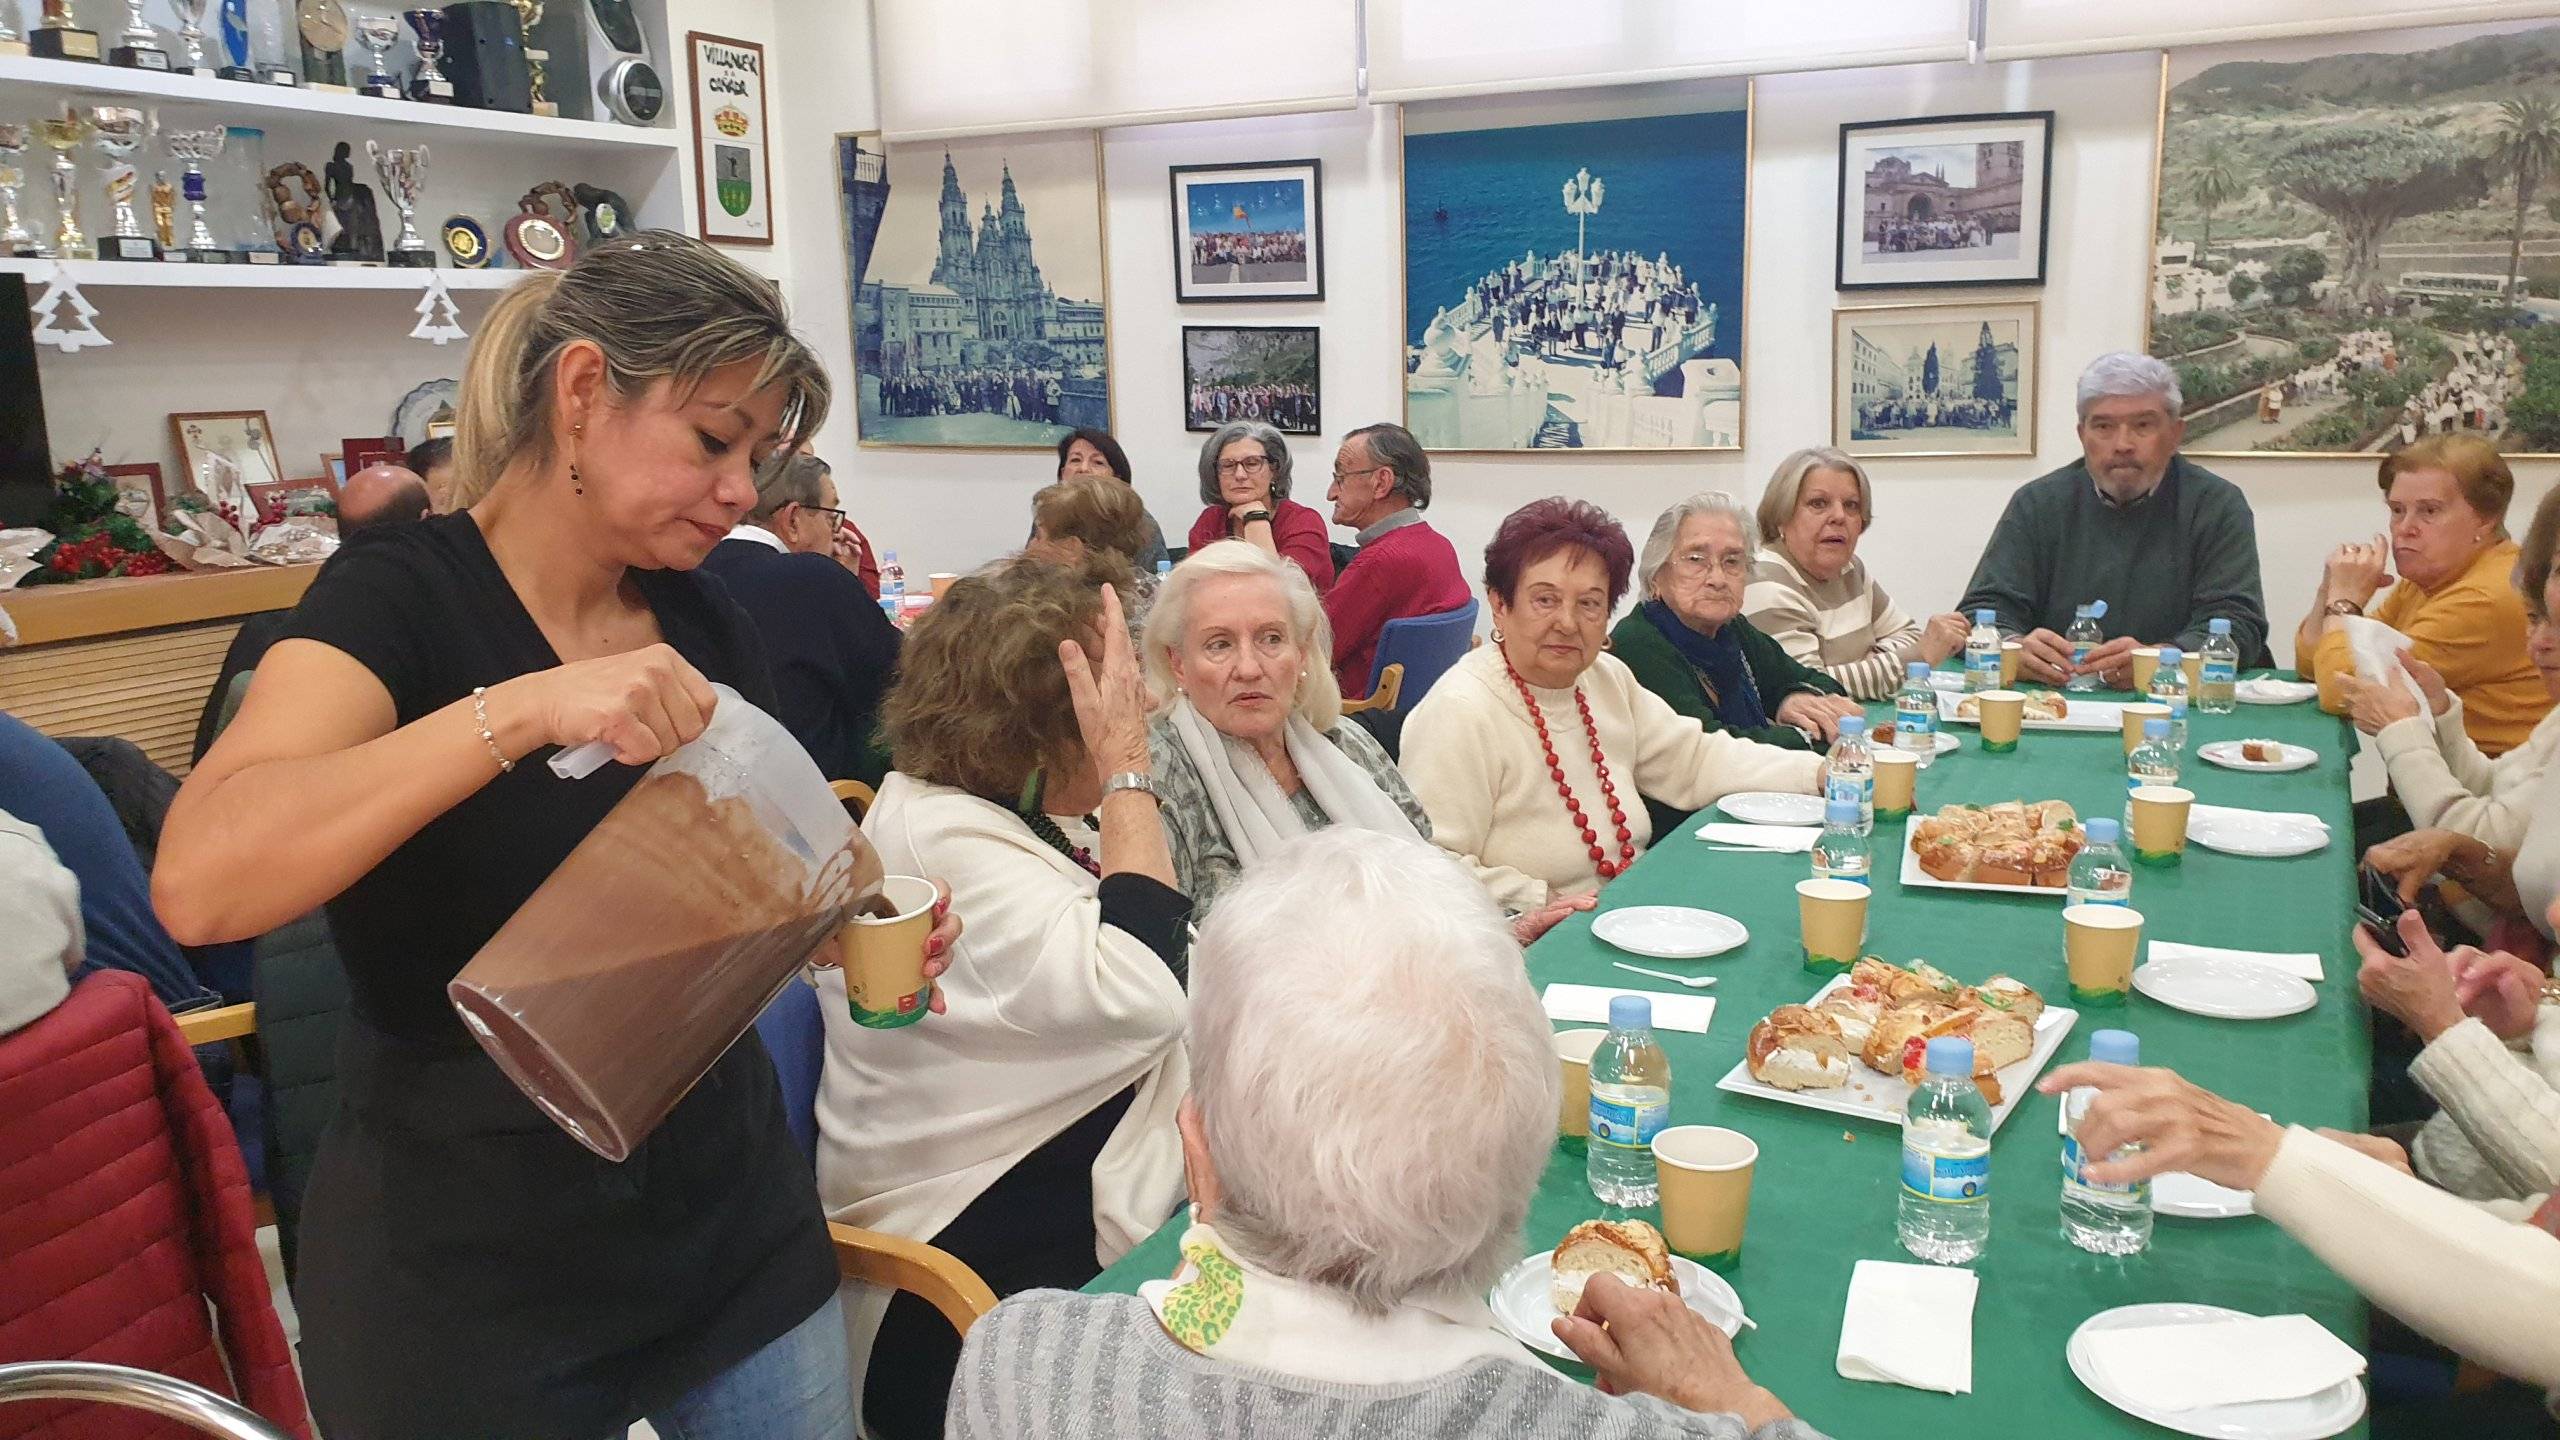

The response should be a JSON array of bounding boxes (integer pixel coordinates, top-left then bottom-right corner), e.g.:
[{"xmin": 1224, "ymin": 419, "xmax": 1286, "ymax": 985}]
[{"xmin": 1319, "ymin": 422, "xmax": 1471, "ymax": 699}]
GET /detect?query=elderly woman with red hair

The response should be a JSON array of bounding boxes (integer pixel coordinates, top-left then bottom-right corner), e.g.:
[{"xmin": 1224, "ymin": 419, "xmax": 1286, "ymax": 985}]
[{"xmin": 1402, "ymin": 498, "xmax": 1823, "ymax": 910}]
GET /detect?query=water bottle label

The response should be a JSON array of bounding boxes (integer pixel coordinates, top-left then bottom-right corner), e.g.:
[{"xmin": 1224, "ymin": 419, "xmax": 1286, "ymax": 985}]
[
  {"xmin": 1897, "ymin": 702, "xmax": 1934, "ymax": 731},
  {"xmin": 2202, "ymin": 660, "xmax": 2237, "ymax": 683},
  {"xmin": 2071, "ymin": 643, "xmax": 2093, "ymax": 666},
  {"xmin": 2061, "ymin": 1135, "xmax": 2143, "ymax": 1197},
  {"xmin": 1589, "ymin": 1096, "xmax": 1667, "ymax": 1149},
  {"xmin": 1826, "ymin": 775, "xmax": 1871, "ymax": 809},
  {"xmin": 1901, "ymin": 1145, "xmax": 1989, "ymax": 1203}
]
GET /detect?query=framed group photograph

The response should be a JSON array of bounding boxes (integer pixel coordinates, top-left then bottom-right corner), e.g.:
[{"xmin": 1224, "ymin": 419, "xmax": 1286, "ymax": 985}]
[
  {"xmin": 1183, "ymin": 326, "xmax": 1320, "ymax": 435},
  {"xmin": 1832, "ymin": 301, "xmax": 2039, "ymax": 458},
  {"xmin": 169, "ymin": 411, "xmax": 284, "ymax": 496},
  {"xmin": 688, "ymin": 33, "xmax": 773, "ymax": 247},
  {"xmin": 1169, "ymin": 159, "xmax": 1323, "ymax": 303},
  {"xmin": 1835, "ymin": 112, "xmax": 2053, "ymax": 291},
  {"xmin": 837, "ymin": 130, "xmax": 1113, "ymax": 449}
]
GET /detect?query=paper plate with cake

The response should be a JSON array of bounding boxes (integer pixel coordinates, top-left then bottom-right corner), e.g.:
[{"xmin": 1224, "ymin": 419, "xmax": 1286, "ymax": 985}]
[
  {"xmin": 1901, "ymin": 800, "xmax": 2085, "ymax": 898},
  {"xmin": 1490, "ymin": 1220, "xmax": 1748, "ymax": 1359},
  {"xmin": 2199, "ymin": 738, "xmax": 2318, "ymax": 773},
  {"xmin": 1938, "ymin": 689, "xmax": 2124, "ymax": 732}
]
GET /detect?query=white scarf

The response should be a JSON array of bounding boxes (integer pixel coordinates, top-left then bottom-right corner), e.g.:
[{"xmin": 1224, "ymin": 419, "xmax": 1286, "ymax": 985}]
[
  {"xmin": 1141, "ymin": 1216, "xmax": 1535, "ymax": 1384},
  {"xmin": 1164, "ymin": 699, "xmax": 1420, "ymax": 865}
]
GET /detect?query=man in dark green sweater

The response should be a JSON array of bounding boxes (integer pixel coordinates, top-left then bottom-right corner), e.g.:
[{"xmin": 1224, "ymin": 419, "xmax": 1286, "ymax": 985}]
[{"xmin": 1959, "ymin": 352, "xmax": 2271, "ymax": 686}]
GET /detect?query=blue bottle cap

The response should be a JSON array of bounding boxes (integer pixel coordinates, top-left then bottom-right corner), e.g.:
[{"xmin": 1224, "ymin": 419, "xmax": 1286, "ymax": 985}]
[
  {"xmin": 1609, "ymin": 994, "xmax": 1653, "ymax": 1030},
  {"xmin": 1827, "ymin": 796, "xmax": 1860, "ymax": 825},
  {"xmin": 2085, "ymin": 816, "xmax": 2120, "ymax": 844},
  {"xmin": 2156, "ymin": 646, "xmax": 2182, "ymax": 665},
  {"xmin": 1838, "ymin": 714, "xmax": 1866, "ymax": 735},
  {"xmin": 1908, "ymin": 660, "xmax": 1932, "ymax": 681},
  {"xmin": 2208, "ymin": 617, "xmax": 2231, "ymax": 635},
  {"xmin": 2090, "ymin": 1029, "xmax": 2140, "ymax": 1066},
  {"xmin": 2143, "ymin": 717, "xmax": 2170, "ymax": 738},
  {"xmin": 1924, "ymin": 1036, "xmax": 1974, "ymax": 1077},
  {"xmin": 1974, "ymin": 609, "xmax": 1996, "ymax": 624},
  {"xmin": 2089, "ymin": 600, "xmax": 2109, "ymax": 620}
]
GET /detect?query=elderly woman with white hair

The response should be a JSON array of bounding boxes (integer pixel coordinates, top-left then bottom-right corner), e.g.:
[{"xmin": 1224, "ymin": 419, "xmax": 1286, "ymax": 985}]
[
  {"xmin": 1743, "ymin": 448, "xmax": 1971, "ymax": 700},
  {"xmin": 1145, "ymin": 540, "xmax": 1592, "ymax": 944},
  {"xmin": 1958, "ymin": 350, "xmax": 2270, "ymax": 688},
  {"xmin": 948, "ymin": 830, "xmax": 1829, "ymax": 1440},
  {"xmin": 1185, "ymin": 420, "xmax": 1335, "ymax": 591}
]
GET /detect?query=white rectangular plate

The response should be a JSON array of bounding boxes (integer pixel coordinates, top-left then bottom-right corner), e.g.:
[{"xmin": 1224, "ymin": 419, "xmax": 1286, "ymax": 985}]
[
  {"xmin": 1715, "ymin": 974, "xmax": 2078, "ymax": 1134},
  {"xmin": 1937, "ymin": 691, "xmax": 2125, "ymax": 733},
  {"xmin": 1898, "ymin": 826, "xmax": 2072, "ymax": 900}
]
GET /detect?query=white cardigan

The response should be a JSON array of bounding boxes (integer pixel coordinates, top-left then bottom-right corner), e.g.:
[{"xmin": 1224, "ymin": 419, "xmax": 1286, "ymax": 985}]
[
  {"xmin": 814, "ymin": 773, "xmax": 1189, "ymax": 1391},
  {"xmin": 2374, "ymin": 700, "xmax": 2560, "ymax": 851},
  {"xmin": 2413, "ymin": 1009, "xmax": 2560, "ymax": 1202},
  {"xmin": 1400, "ymin": 644, "xmax": 1824, "ymax": 910}
]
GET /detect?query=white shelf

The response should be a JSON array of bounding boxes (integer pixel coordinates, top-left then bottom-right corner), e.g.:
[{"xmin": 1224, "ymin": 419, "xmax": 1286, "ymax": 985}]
[
  {"xmin": 0, "ymin": 53, "xmax": 678, "ymax": 156},
  {"xmin": 1, "ymin": 256, "xmax": 524, "ymax": 289}
]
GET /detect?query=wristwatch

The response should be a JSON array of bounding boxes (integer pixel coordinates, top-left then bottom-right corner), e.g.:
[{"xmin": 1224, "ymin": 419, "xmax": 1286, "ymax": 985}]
[
  {"xmin": 1103, "ymin": 771, "xmax": 1158, "ymax": 801},
  {"xmin": 1235, "ymin": 509, "xmax": 1276, "ymax": 529},
  {"xmin": 2325, "ymin": 599, "xmax": 2363, "ymax": 618}
]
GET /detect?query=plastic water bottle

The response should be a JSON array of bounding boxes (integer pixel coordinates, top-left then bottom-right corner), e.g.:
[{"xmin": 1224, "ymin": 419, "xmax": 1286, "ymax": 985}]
[
  {"xmin": 2062, "ymin": 1029, "xmax": 2153, "ymax": 1255},
  {"xmin": 1899, "ymin": 1036, "xmax": 1992, "ymax": 1265},
  {"xmin": 1156, "ymin": 557, "xmax": 1173, "ymax": 582},
  {"xmin": 1895, "ymin": 661, "xmax": 1940, "ymax": 770},
  {"xmin": 2064, "ymin": 602, "xmax": 2108, "ymax": 693},
  {"xmin": 879, "ymin": 549, "xmax": 907, "ymax": 622},
  {"xmin": 2149, "ymin": 646, "xmax": 2189, "ymax": 752},
  {"xmin": 1826, "ymin": 715, "xmax": 1874, "ymax": 835},
  {"xmin": 2126, "ymin": 718, "xmax": 2179, "ymax": 826},
  {"xmin": 2067, "ymin": 817, "xmax": 2133, "ymax": 908},
  {"xmin": 1588, "ymin": 994, "xmax": 1671, "ymax": 1207},
  {"xmin": 1814, "ymin": 795, "xmax": 1870, "ymax": 886},
  {"xmin": 2198, "ymin": 618, "xmax": 2240, "ymax": 715},
  {"xmin": 1964, "ymin": 610, "xmax": 2002, "ymax": 693}
]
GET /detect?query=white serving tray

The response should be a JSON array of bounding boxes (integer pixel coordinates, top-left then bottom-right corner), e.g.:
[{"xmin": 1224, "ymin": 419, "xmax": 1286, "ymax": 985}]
[
  {"xmin": 1899, "ymin": 825, "xmax": 2073, "ymax": 900},
  {"xmin": 1713, "ymin": 973, "xmax": 2078, "ymax": 1134},
  {"xmin": 1937, "ymin": 691, "xmax": 2125, "ymax": 733}
]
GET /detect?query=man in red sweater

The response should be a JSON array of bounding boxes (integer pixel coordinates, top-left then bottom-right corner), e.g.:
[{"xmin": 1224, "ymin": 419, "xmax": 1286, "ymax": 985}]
[{"xmin": 1323, "ymin": 422, "xmax": 1471, "ymax": 698}]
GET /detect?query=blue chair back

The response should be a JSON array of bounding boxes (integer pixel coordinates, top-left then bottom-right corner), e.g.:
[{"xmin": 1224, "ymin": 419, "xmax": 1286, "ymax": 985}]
[
  {"xmin": 755, "ymin": 979, "xmax": 826, "ymax": 1165},
  {"xmin": 1367, "ymin": 599, "xmax": 1479, "ymax": 708}
]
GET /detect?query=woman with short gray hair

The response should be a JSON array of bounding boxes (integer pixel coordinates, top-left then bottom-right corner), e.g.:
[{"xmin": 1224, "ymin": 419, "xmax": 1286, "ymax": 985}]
[
  {"xmin": 1186, "ymin": 421, "xmax": 1336, "ymax": 592},
  {"xmin": 947, "ymin": 831, "xmax": 1828, "ymax": 1440},
  {"xmin": 1743, "ymin": 447, "xmax": 1970, "ymax": 700}
]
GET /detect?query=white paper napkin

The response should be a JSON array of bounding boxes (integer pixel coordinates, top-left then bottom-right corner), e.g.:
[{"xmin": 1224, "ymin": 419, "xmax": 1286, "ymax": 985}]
[
  {"xmin": 1836, "ymin": 1259, "xmax": 1976, "ymax": 1394},
  {"xmin": 2235, "ymin": 677, "xmax": 2319, "ymax": 704},
  {"xmin": 2189, "ymin": 803, "xmax": 2332, "ymax": 833},
  {"xmin": 1695, "ymin": 822, "xmax": 1820, "ymax": 852},
  {"xmin": 1541, "ymin": 983, "xmax": 1714, "ymax": 1034},
  {"xmin": 2147, "ymin": 940, "xmax": 2325, "ymax": 983},
  {"xmin": 2085, "ymin": 1313, "xmax": 2365, "ymax": 1411}
]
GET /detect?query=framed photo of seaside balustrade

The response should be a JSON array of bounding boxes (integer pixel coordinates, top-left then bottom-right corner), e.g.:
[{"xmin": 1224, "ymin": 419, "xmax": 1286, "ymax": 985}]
[{"xmin": 1831, "ymin": 300, "xmax": 2040, "ymax": 459}]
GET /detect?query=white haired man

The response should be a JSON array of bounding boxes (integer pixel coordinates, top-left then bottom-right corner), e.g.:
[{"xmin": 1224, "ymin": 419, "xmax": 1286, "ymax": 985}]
[
  {"xmin": 1957, "ymin": 351, "xmax": 2270, "ymax": 687},
  {"xmin": 947, "ymin": 830, "xmax": 1825, "ymax": 1440}
]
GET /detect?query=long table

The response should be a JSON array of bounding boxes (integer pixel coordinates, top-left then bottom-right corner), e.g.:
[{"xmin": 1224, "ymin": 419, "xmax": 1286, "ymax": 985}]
[{"xmin": 1089, "ymin": 680, "xmax": 2370, "ymax": 1436}]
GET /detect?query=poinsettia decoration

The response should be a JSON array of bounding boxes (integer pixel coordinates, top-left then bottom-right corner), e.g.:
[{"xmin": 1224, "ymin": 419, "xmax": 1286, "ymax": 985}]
[{"xmin": 23, "ymin": 452, "xmax": 174, "ymax": 584}]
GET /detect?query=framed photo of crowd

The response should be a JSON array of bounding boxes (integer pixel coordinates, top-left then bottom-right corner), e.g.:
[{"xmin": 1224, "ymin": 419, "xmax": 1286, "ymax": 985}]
[
  {"xmin": 1169, "ymin": 160, "xmax": 1324, "ymax": 303},
  {"xmin": 1183, "ymin": 326, "xmax": 1320, "ymax": 435},
  {"xmin": 1831, "ymin": 300, "xmax": 2039, "ymax": 459},
  {"xmin": 1835, "ymin": 112, "xmax": 2053, "ymax": 291}
]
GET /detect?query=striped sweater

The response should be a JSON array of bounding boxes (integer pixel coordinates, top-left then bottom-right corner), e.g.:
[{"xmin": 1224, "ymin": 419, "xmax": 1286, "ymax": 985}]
[{"xmin": 1743, "ymin": 547, "xmax": 1926, "ymax": 701}]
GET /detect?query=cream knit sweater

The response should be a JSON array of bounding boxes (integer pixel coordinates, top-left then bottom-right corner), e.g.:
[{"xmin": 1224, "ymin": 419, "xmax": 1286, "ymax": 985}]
[
  {"xmin": 1401, "ymin": 644, "xmax": 1824, "ymax": 910},
  {"xmin": 2412, "ymin": 1010, "xmax": 2560, "ymax": 1202},
  {"xmin": 2374, "ymin": 699, "xmax": 2560, "ymax": 851}
]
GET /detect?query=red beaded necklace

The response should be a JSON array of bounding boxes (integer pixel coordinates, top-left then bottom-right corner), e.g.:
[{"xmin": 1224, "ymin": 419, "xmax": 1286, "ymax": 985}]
[{"xmin": 1504, "ymin": 657, "xmax": 1637, "ymax": 880}]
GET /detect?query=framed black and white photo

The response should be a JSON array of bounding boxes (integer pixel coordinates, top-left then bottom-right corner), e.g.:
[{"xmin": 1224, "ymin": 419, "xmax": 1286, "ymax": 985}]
[
  {"xmin": 1832, "ymin": 301, "xmax": 2039, "ymax": 458},
  {"xmin": 1170, "ymin": 159, "xmax": 1323, "ymax": 303},
  {"xmin": 1183, "ymin": 326, "xmax": 1320, "ymax": 434},
  {"xmin": 1836, "ymin": 112, "xmax": 2053, "ymax": 290}
]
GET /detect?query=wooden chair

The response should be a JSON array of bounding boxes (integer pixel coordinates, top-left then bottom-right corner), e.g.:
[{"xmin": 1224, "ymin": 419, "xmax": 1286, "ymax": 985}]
[
  {"xmin": 828, "ymin": 1223, "xmax": 998, "ymax": 1336},
  {"xmin": 830, "ymin": 778, "xmax": 876, "ymax": 819},
  {"xmin": 1342, "ymin": 663, "xmax": 1404, "ymax": 716},
  {"xmin": 175, "ymin": 1003, "xmax": 258, "ymax": 1049}
]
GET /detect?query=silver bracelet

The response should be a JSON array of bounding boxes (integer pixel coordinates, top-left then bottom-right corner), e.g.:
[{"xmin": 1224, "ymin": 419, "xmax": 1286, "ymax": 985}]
[{"xmin": 470, "ymin": 686, "xmax": 515, "ymax": 774}]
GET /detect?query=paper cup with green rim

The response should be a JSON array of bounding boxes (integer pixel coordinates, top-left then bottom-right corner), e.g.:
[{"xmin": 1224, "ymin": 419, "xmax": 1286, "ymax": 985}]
[
  {"xmin": 1797, "ymin": 877, "xmax": 1868, "ymax": 974},
  {"xmin": 1872, "ymin": 746, "xmax": 1917, "ymax": 818},
  {"xmin": 2063, "ymin": 903, "xmax": 2143, "ymax": 1006},
  {"xmin": 1653, "ymin": 1125, "xmax": 1758, "ymax": 1271},
  {"xmin": 1976, "ymin": 688, "xmax": 2025, "ymax": 752},
  {"xmin": 836, "ymin": 874, "xmax": 938, "ymax": 1027},
  {"xmin": 2130, "ymin": 647, "xmax": 2163, "ymax": 695},
  {"xmin": 2121, "ymin": 701, "xmax": 2170, "ymax": 756},
  {"xmin": 2128, "ymin": 785, "xmax": 2194, "ymax": 867},
  {"xmin": 1554, "ymin": 1028, "xmax": 1607, "ymax": 1144}
]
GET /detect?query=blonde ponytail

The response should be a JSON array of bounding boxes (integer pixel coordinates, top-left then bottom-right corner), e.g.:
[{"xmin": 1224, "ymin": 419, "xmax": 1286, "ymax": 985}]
[{"xmin": 451, "ymin": 269, "xmax": 565, "ymax": 507}]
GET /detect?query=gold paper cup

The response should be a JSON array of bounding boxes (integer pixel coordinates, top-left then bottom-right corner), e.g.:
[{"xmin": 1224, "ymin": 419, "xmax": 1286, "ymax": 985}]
[
  {"xmin": 1797, "ymin": 877, "xmax": 1868, "ymax": 974},
  {"xmin": 2130, "ymin": 647, "xmax": 2162, "ymax": 695},
  {"xmin": 1554, "ymin": 1028, "xmax": 1607, "ymax": 1143},
  {"xmin": 2181, "ymin": 652, "xmax": 2203, "ymax": 691},
  {"xmin": 2000, "ymin": 640, "xmax": 2022, "ymax": 688},
  {"xmin": 2064, "ymin": 903, "xmax": 2144, "ymax": 1006},
  {"xmin": 2121, "ymin": 702, "xmax": 2171, "ymax": 755},
  {"xmin": 836, "ymin": 875, "xmax": 940, "ymax": 1028},
  {"xmin": 2128, "ymin": 785, "xmax": 2194, "ymax": 868},
  {"xmin": 929, "ymin": 572, "xmax": 958, "ymax": 600},
  {"xmin": 1654, "ymin": 1125, "xmax": 1758, "ymax": 1271},
  {"xmin": 1976, "ymin": 688, "xmax": 2025, "ymax": 753},
  {"xmin": 1872, "ymin": 747, "xmax": 1918, "ymax": 818}
]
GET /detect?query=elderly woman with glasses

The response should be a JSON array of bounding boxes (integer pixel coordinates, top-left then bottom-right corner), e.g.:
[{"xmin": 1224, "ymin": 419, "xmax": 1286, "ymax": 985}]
[
  {"xmin": 949, "ymin": 831, "xmax": 1828, "ymax": 1440},
  {"xmin": 1403, "ymin": 498, "xmax": 1822, "ymax": 911},
  {"xmin": 1186, "ymin": 420, "xmax": 1335, "ymax": 592},
  {"xmin": 1743, "ymin": 447, "xmax": 1970, "ymax": 700}
]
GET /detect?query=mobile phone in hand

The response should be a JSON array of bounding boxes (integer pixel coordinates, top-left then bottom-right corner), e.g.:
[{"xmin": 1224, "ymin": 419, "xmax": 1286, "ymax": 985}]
[{"xmin": 2356, "ymin": 904, "xmax": 2412, "ymax": 958}]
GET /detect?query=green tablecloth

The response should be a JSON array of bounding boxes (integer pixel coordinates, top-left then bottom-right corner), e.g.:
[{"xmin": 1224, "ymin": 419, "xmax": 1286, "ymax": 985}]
[{"xmin": 1089, "ymin": 681, "xmax": 2370, "ymax": 1436}]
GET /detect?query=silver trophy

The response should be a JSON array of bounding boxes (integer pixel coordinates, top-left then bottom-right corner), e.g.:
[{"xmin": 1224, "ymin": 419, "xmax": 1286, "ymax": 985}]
[
  {"xmin": 1, "ymin": 0, "xmax": 19, "ymax": 48},
  {"xmin": 352, "ymin": 10, "xmax": 400, "ymax": 95},
  {"xmin": 166, "ymin": 127, "xmax": 229, "ymax": 262},
  {"xmin": 86, "ymin": 106, "xmax": 158, "ymax": 261},
  {"xmin": 173, "ymin": 0, "xmax": 213, "ymax": 72},
  {"xmin": 35, "ymin": 110, "xmax": 89, "ymax": 261},
  {"xmin": 0, "ymin": 125, "xmax": 33, "ymax": 258},
  {"xmin": 109, "ymin": 0, "xmax": 168, "ymax": 67},
  {"xmin": 367, "ymin": 139, "xmax": 433, "ymax": 267}
]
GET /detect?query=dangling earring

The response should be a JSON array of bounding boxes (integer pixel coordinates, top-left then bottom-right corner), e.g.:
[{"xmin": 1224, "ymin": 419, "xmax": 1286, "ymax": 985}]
[
  {"xmin": 569, "ymin": 421, "xmax": 586, "ymax": 496},
  {"xmin": 1018, "ymin": 765, "xmax": 1045, "ymax": 815}
]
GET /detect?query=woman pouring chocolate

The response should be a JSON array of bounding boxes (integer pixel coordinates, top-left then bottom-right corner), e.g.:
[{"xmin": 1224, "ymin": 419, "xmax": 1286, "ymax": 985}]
[{"xmin": 153, "ymin": 233, "xmax": 955, "ymax": 1440}]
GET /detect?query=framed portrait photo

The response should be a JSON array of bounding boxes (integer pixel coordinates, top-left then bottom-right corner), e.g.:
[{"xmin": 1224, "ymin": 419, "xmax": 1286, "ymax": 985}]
[
  {"xmin": 1836, "ymin": 112, "xmax": 2053, "ymax": 290},
  {"xmin": 1832, "ymin": 300, "xmax": 2039, "ymax": 458},
  {"xmin": 1170, "ymin": 159, "xmax": 1323, "ymax": 303},
  {"xmin": 688, "ymin": 32, "xmax": 773, "ymax": 247},
  {"xmin": 1183, "ymin": 326, "xmax": 1319, "ymax": 435}
]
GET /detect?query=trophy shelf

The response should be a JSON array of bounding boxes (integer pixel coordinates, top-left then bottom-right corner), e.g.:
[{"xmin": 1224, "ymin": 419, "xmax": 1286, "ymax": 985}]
[
  {"xmin": 0, "ymin": 54, "xmax": 679, "ymax": 156},
  {"xmin": 0, "ymin": 257, "xmax": 523, "ymax": 289}
]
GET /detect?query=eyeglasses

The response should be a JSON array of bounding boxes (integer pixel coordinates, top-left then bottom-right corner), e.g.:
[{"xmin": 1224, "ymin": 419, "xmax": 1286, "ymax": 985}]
[
  {"xmin": 803, "ymin": 505, "xmax": 847, "ymax": 526},
  {"xmin": 1217, "ymin": 456, "xmax": 1273, "ymax": 476},
  {"xmin": 1670, "ymin": 550, "xmax": 1749, "ymax": 577}
]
